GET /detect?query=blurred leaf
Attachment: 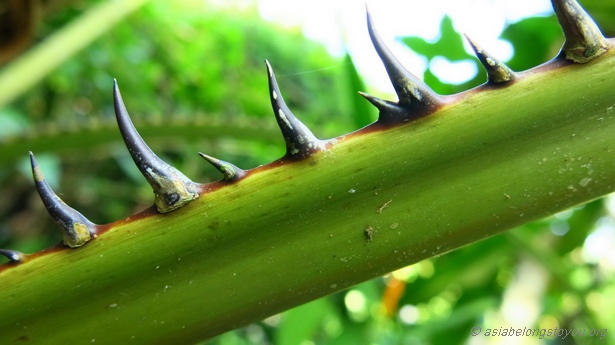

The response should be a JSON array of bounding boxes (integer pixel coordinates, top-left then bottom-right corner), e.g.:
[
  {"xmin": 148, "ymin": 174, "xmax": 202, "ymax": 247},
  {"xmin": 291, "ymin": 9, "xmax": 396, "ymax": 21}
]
[
  {"xmin": 500, "ymin": 16, "xmax": 563, "ymax": 71},
  {"xmin": 343, "ymin": 53, "xmax": 375, "ymax": 129},
  {"xmin": 556, "ymin": 200, "xmax": 604, "ymax": 255},
  {"xmin": 581, "ymin": 0, "xmax": 615, "ymax": 36},
  {"xmin": 0, "ymin": 108, "xmax": 30, "ymax": 137},
  {"xmin": 276, "ymin": 298, "xmax": 334, "ymax": 345},
  {"xmin": 402, "ymin": 16, "xmax": 468, "ymax": 62},
  {"xmin": 400, "ymin": 16, "xmax": 482, "ymax": 94}
]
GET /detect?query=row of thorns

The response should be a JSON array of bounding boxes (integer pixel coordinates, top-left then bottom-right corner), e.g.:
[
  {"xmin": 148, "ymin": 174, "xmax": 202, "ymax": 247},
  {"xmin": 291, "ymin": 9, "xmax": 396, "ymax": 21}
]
[{"xmin": 0, "ymin": 0, "xmax": 609, "ymax": 262}]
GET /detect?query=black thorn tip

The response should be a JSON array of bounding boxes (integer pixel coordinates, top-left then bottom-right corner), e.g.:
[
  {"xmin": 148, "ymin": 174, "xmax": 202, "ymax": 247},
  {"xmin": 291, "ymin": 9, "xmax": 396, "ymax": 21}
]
[
  {"xmin": 113, "ymin": 80, "xmax": 199, "ymax": 213},
  {"xmin": 29, "ymin": 152, "xmax": 96, "ymax": 248},
  {"xmin": 366, "ymin": 8, "xmax": 442, "ymax": 122},
  {"xmin": 358, "ymin": 92, "xmax": 409, "ymax": 124},
  {"xmin": 0, "ymin": 249, "xmax": 25, "ymax": 263},
  {"xmin": 198, "ymin": 153, "xmax": 245, "ymax": 181},
  {"xmin": 464, "ymin": 34, "xmax": 515, "ymax": 84},
  {"xmin": 552, "ymin": 0, "xmax": 608, "ymax": 63},
  {"xmin": 265, "ymin": 60, "xmax": 324, "ymax": 159}
]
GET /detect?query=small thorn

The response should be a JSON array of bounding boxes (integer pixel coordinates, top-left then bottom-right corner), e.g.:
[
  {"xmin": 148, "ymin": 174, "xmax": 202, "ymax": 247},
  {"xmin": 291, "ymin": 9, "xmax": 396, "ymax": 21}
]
[
  {"xmin": 366, "ymin": 8, "xmax": 442, "ymax": 123},
  {"xmin": 552, "ymin": 0, "xmax": 608, "ymax": 63},
  {"xmin": 464, "ymin": 34, "xmax": 516, "ymax": 84},
  {"xmin": 265, "ymin": 60, "xmax": 325, "ymax": 159},
  {"xmin": 358, "ymin": 92, "xmax": 409, "ymax": 123},
  {"xmin": 358, "ymin": 91, "xmax": 390, "ymax": 109},
  {"xmin": 29, "ymin": 152, "xmax": 96, "ymax": 248},
  {"xmin": 198, "ymin": 153, "xmax": 245, "ymax": 181},
  {"xmin": 113, "ymin": 80, "xmax": 199, "ymax": 213},
  {"xmin": 0, "ymin": 249, "xmax": 25, "ymax": 263}
]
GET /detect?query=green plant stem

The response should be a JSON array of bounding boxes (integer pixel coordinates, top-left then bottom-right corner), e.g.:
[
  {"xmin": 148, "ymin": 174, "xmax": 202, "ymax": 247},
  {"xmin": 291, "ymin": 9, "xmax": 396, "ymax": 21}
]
[
  {"xmin": 0, "ymin": 0, "xmax": 150, "ymax": 108},
  {"xmin": 0, "ymin": 48, "xmax": 614, "ymax": 344}
]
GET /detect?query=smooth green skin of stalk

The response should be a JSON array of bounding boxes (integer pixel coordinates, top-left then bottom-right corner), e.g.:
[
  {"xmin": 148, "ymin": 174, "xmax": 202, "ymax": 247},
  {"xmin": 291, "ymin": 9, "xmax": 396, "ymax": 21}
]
[{"xmin": 1, "ymin": 48, "xmax": 614, "ymax": 344}]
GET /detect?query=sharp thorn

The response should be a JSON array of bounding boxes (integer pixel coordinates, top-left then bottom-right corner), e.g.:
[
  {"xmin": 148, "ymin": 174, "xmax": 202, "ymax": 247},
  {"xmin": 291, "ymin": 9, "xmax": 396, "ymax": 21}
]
[
  {"xmin": 358, "ymin": 92, "xmax": 409, "ymax": 124},
  {"xmin": 464, "ymin": 34, "xmax": 516, "ymax": 84},
  {"xmin": 552, "ymin": 0, "xmax": 608, "ymax": 63},
  {"xmin": 0, "ymin": 249, "xmax": 25, "ymax": 263},
  {"xmin": 366, "ymin": 8, "xmax": 442, "ymax": 123},
  {"xmin": 198, "ymin": 152, "xmax": 245, "ymax": 181},
  {"xmin": 265, "ymin": 60, "xmax": 325, "ymax": 159},
  {"xmin": 113, "ymin": 80, "xmax": 199, "ymax": 213},
  {"xmin": 29, "ymin": 152, "xmax": 96, "ymax": 248}
]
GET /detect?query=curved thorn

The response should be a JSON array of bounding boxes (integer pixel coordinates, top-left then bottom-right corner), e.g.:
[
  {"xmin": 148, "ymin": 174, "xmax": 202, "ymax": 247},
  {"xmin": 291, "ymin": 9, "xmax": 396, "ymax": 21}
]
[
  {"xmin": 464, "ymin": 34, "xmax": 516, "ymax": 84},
  {"xmin": 366, "ymin": 8, "xmax": 442, "ymax": 122},
  {"xmin": 29, "ymin": 152, "xmax": 96, "ymax": 248},
  {"xmin": 358, "ymin": 92, "xmax": 409, "ymax": 123},
  {"xmin": 0, "ymin": 249, "xmax": 25, "ymax": 263},
  {"xmin": 198, "ymin": 152, "xmax": 245, "ymax": 181},
  {"xmin": 265, "ymin": 60, "xmax": 324, "ymax": 159},
  {"xmin": 552, "ymin": 0, "xmax": 608, "ymax": 63},
  {"xmin": 113, "ymin": 80, "xmax": 199, "ymax": 213}
]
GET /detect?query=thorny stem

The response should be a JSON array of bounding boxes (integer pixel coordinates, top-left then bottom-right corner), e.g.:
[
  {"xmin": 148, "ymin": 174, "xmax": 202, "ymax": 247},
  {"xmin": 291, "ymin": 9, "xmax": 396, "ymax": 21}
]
[{"xmin": 0, "ymin": 0, "xmax": 614, "ymax": 343}]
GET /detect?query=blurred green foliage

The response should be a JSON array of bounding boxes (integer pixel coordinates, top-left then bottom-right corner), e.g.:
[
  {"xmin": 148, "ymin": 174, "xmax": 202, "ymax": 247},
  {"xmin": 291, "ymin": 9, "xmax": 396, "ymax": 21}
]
[
  {"xmin": 0, "ymin": 1, "xmax": 614, "ymax": 344},
  {"xmin": 401, "ymin": 16, "xmax": 484, "ymax": 95}
]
